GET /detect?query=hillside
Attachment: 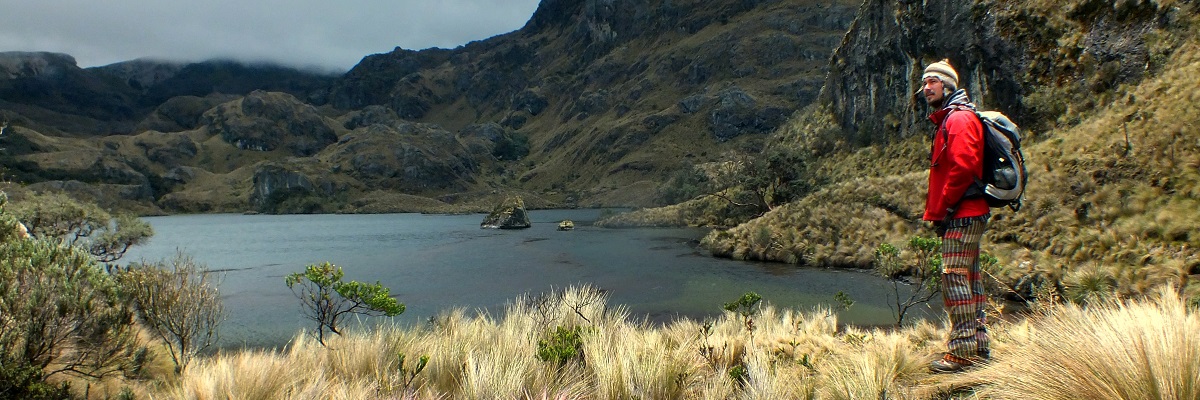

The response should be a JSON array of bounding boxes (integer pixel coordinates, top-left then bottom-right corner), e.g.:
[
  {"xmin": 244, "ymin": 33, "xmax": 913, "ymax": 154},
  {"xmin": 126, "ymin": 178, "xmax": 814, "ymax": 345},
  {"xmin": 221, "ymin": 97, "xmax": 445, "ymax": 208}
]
[
  {"xmin": 691, "ymin": 0, "xmax": 1200, "ymax": 300},
  {"xmin": 0, "ymin": 0, "xmax": 860, "ymax": 214}
]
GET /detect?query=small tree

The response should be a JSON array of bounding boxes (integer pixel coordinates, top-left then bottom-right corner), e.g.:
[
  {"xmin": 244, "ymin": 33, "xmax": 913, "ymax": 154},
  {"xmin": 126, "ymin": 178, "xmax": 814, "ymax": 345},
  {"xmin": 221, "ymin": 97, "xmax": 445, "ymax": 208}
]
[
  {"xmin": 118, "ymin": 252, "xmax": 225, "ymax": 374},
  {"xmin": 285, "ymin": 262, "xmax": 405, "ymax": 345},
  {"xmin": 874, "ymin": 237, "xmax": 942, "ymax": 327}
]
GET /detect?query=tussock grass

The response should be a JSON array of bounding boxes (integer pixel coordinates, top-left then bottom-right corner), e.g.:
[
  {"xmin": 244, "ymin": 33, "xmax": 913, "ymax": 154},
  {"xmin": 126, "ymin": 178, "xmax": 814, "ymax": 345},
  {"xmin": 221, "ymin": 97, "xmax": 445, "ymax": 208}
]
[
  {"xmin": 157, "ymin": 286, "xmax": 934, "ymax": 399},
  {"xmin": 151, "ymin": 286, "xmax": 1200, "ymax": 399},
  {"xmin": 962, "ymin": 287, "xmax": 1200, "ymax": 399},
  {"xmin": 594, "ymin": 194, "xmax": 753, "ymax": 228},
  {"xmin": 703, "ymin": 171, "xmax": 927, "ymax": 267}
]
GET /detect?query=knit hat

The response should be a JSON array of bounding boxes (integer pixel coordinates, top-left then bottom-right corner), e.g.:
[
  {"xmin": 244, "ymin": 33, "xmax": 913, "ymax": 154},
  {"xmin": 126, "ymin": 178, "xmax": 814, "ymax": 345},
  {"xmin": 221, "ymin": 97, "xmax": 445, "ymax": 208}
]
[{"xmin": 922, "ymin": 59, "xmax": 958, "ymax": 90}]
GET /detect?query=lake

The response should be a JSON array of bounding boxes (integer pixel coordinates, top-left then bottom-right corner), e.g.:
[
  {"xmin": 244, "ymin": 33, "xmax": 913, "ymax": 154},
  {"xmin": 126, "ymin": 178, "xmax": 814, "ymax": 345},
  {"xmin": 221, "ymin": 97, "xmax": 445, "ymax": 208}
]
[{"xmin": 123, "ymin": 209, "xmax": 935, "ymax": 349}]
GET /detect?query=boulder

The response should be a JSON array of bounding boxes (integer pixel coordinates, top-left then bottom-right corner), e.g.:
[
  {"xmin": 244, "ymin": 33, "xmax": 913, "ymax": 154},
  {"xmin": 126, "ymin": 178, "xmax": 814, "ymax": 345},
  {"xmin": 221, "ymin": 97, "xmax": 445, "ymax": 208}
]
[
  {"xmin": 481, "ymin": 196, "xmax": 531, "ymax": 229},
  {"xmin": 678, "ymin": 94, "xmax": 709, "ymax": 114},
  {"xmin": 511, "ymin": 89, "xmax": 548, "ymax": 115}
]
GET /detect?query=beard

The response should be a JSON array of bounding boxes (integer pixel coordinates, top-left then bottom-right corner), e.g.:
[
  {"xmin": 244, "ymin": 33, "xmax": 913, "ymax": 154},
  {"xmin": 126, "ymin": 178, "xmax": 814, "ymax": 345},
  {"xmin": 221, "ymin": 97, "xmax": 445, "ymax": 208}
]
[{"xmin": 925, "ymin": 94, "xmax": 944, "ymax": 108}]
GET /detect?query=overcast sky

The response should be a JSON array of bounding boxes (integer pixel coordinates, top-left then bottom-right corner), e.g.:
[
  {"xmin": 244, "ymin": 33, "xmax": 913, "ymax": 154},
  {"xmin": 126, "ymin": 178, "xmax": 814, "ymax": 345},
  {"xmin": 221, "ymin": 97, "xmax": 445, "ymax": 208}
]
[{"xmin": 0, "ymin": 0, "xmax": 542, "ymax": 72}]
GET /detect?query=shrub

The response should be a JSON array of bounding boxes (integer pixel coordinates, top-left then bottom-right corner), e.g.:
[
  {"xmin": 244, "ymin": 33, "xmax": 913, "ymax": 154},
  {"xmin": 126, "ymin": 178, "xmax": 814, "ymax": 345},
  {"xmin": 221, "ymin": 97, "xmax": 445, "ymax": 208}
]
[
  {"xmin": 0, "ymin": 221, "xmax": 140, "ymax": 380},
  {"xmin": 724, "ymin": 291, "xmax": 763, "ymax": 335},
  {"xmin": 656, "ymin": 163, "xmax": 709, "ymax": 205},
  {"xmin": 1063, "ymin": 263, "xmax": 1117, "ymax": 305},
  {"xmin": 8, "ymin": 191, "xmax": 153, "ymax": 263},
  {"xmin": 118, "ymin": 252, "xmax": 225, "ymax": 374},
  {"xmin": 536, "ymin": 326, "xmax": 585, "ymax": 366},
  {"xmin": 0, "ymin": 357, "xmax": 75, "ymax": 400},
  {"xmin": 284, "ymin": 262, "xmax": 405, "ymax": 345},
  {"xmin": 874, "ymin": 237, "xmax": 942, "ymax": 326}
]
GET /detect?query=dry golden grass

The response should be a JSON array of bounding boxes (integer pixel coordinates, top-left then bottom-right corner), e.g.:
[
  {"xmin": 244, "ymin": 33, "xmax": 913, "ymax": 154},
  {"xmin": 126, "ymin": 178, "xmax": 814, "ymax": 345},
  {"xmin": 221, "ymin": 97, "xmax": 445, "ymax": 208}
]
[
  {"xmin": 594, "ymin": 194, "xmax": 753, "ymax": 228},
  {"xmin": 146, "ymin": 285, "xmax": 1200, "ymax": 399},
  {"xmin": 953, "ymin": 287, "xmax": 1200, "ymax": 399}
]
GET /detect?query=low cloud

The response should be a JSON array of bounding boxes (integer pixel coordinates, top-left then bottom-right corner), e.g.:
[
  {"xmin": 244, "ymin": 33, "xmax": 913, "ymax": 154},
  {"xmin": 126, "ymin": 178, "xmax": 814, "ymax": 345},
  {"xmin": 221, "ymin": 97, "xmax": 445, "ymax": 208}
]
[{"xmin": 0, "ymin": 0, "xmax": 540, "ymax": 72}]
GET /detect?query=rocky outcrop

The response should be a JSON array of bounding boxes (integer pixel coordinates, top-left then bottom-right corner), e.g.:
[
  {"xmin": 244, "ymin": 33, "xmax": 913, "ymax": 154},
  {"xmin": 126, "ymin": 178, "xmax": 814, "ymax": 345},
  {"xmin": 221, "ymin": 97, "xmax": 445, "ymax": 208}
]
[
  {"xmin": 133, "ymin": 131, "xmax": 198, "ymax": 165},
  {"xmin": 708, "ymin": 87, "xmax": 789, "ymax": 142},
  {"xmin": 137, "ymin": 95, "xmax": 234, "ymax": 132},
  {"xmin": 342, "ymin": 105, "xmax": 401, "ymax": 130},
  {"xmin": 249, "ymin": 163, "xmax": 339, "ymax": 209},
  {"xmin": 90, "ymin": 58, "xmax": 185, "ymax": 91},
  {"xmin": 327, "ymin": 122, "xmax": 478, "ymax": 193},
  {"xmin": 162, "ymin": 166, "xmax": 203, "ymax": 185},
  {"xmin": 0, "ymin": 52, "xmax": 80, "ymax": 79},
  {"xmin": 511, "ymin": 89, "xmax": 549, "ymax": 116},
  {"xmin": 202, "ymin": 90, "xmax": 337, "ymax": 156},
  {"xmin": 818, "ymin": 0, "xmax": 1026, "ymax": 143},
  {"xmin": 481, "ymin": 196, "xmax": 531, "ymax": 229}
]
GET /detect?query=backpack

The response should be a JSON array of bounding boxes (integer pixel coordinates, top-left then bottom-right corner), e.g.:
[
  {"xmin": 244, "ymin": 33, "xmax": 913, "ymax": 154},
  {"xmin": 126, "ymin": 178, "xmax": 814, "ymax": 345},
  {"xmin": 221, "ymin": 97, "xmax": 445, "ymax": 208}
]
[{"xmin": 961, "ymin": 110, "xmax": 1027, "ymax": 211}]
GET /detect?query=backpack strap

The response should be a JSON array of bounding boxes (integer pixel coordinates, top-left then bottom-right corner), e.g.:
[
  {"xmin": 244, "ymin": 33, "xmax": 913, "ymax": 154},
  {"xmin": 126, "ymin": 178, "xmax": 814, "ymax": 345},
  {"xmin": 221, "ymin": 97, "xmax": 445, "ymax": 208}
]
[
  {"xmin": 939, "ymin": 104, "xmax": 976, "ymax": 144},
  {"xmin": 939, "ymin": 105, "xmax": 987, "ymax": 215}
]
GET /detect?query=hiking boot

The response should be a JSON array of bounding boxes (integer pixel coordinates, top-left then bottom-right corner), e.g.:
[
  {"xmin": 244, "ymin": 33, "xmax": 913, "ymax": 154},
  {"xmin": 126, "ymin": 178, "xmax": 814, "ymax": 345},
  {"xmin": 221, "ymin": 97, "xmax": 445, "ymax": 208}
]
[
  {"xmin": 929, "ymin": 359, "xmax": 968, "ymax": 373},
  {"xmin": 929, "ymin": 355, "xmax": 973, "ymax": 374}
]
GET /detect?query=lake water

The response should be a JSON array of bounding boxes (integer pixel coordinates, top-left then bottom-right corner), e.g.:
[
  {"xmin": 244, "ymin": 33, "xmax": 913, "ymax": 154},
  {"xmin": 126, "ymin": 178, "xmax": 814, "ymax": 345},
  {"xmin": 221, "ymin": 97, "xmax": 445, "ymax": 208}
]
[{"xmin": 123, "ymin": 209, "xmax": 935, "ymax": 349}]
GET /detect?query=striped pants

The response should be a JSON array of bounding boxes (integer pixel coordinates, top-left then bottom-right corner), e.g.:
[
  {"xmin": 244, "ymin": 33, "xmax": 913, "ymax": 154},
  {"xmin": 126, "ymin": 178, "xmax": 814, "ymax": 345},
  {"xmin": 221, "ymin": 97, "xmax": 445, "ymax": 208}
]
[{"xmin": 940, "ymin": 216, "xmax": 990, "ymax": 363}]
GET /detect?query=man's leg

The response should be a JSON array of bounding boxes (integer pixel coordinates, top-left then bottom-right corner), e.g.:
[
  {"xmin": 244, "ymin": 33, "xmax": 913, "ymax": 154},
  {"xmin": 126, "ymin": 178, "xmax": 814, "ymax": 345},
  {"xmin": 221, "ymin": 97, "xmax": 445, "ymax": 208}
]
[{"xmin": 939, "ymin": 218, "xmax": 989, "ymax": 365}]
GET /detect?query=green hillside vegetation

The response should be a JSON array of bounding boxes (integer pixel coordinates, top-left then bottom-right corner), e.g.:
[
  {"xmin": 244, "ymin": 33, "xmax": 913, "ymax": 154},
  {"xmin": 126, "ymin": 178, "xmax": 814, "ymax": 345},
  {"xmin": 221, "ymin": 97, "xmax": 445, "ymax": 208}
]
[{"xmin": 609, "ymin": 0, "xmax": 1200, "ymax": 303}]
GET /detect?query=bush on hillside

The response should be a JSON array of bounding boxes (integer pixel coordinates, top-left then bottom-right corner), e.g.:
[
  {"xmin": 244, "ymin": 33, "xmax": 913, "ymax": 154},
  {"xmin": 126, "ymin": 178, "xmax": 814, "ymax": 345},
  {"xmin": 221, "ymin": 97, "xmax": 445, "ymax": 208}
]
[
  {"xmin": 8, "ymin": 191, "xmax": 153, "ymax": 263},
  {"xmin": 0, "ymin": 194, "xmax": 143, "ymax": 385},
  {"xmin": 118, "ymin": 252, "xmax": 225, "ymax": 374}
]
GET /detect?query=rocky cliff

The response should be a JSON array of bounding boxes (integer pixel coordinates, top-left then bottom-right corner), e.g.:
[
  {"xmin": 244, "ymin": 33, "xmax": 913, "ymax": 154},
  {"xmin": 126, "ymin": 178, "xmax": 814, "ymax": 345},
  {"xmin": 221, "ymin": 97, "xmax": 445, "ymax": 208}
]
[{"xmin": 815, "ymin": 0, "xmax": 1176, "ymax": 147}]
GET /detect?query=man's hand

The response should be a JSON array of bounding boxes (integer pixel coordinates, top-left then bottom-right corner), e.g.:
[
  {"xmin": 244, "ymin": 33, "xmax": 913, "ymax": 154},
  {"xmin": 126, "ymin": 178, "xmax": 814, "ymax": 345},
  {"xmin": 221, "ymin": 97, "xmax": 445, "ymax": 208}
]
[{"xmin": 922, "ymin": 220, "xmax": 947, "ymax": 237}]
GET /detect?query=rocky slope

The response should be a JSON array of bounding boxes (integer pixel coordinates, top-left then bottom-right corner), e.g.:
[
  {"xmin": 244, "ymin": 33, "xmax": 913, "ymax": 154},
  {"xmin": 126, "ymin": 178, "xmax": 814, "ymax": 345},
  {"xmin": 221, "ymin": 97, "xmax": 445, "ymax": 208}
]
[
  {"xmin": 700, "ymin": 0, "xmax": 1199, "ymax": 298},
  {"xmin": 0, "ymin": 0, "xmax": 859, "ymax": 214}
]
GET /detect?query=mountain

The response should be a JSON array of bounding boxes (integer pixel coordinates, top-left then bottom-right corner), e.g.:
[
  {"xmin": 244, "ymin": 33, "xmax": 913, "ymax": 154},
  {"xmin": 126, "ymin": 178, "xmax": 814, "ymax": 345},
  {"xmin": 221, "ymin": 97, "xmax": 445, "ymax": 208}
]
[{"xmin": 0, "ymin": 0, "xmax": 861, "ymax": 214}]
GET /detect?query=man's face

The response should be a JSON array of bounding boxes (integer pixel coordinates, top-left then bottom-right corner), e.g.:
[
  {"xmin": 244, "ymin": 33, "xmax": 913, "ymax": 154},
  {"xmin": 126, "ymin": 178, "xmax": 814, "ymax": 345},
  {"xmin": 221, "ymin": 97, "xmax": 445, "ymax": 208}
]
[{"xmin": 922, "ymin": 76, "xmax": 945, "ymax": 106}]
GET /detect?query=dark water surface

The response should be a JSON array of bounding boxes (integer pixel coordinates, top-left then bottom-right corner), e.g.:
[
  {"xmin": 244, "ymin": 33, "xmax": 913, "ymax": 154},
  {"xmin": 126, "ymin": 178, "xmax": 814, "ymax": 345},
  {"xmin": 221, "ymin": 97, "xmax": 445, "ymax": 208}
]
[{"xmin": 124, "ymin": 210, "xmax": 932, "ymax": 349}]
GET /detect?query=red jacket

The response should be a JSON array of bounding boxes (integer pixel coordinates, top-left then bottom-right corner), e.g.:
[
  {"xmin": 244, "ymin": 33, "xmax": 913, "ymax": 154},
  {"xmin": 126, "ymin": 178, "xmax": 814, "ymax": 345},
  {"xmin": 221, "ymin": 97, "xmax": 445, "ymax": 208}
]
[{"xmin": 925, "ymin": 105, "xmax": 989, "ymax": 222}]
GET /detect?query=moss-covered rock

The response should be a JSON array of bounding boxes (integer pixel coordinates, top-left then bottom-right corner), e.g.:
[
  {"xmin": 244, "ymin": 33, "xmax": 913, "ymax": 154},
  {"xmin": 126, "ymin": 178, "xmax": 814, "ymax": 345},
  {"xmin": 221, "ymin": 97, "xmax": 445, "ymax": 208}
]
[{"xmin": 481, "ymin": 196, "xmax": 531, "ymax": 229}]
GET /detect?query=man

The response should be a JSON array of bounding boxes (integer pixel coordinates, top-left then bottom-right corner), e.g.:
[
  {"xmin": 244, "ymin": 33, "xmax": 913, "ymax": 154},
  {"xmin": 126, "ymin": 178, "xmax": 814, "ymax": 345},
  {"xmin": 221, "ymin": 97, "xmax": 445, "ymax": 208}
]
[{"xmin": 920, "ymin": 59, "xmax": 990, "ymax": 373}]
